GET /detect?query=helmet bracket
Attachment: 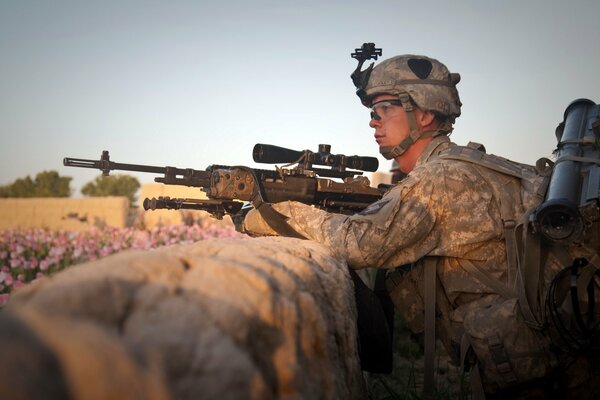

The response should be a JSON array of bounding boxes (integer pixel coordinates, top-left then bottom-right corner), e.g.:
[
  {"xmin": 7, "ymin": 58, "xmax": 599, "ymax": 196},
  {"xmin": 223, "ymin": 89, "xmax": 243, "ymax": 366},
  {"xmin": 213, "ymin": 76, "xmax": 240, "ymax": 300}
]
[{"xmin": 350, "ymin": 43, "xmax": 382, "ymax": 100}]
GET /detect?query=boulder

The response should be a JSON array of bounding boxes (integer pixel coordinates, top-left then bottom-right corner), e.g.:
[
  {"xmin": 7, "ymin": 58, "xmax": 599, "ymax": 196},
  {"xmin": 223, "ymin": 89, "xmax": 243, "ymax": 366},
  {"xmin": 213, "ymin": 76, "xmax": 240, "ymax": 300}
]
[{"xmin": 3, "ymin": 237, "xmax": 366, "ymax": 399}]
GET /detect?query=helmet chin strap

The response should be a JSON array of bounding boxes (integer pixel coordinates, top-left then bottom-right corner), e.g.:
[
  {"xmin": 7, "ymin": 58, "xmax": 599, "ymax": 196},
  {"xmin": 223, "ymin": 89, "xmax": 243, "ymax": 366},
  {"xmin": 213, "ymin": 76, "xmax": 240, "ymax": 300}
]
[
  {"xmin": 379, "ymin": 93, "xmax": 448, "ymax": 160},
  {"xmin": 379, "ymin": 129, "xmax": 445, "ymax": 159}
]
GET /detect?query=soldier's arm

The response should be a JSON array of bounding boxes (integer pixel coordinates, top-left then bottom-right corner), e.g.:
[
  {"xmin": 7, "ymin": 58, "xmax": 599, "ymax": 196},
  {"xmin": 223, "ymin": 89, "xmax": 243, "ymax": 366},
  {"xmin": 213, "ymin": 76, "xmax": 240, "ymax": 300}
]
[{"xmin": 244, "ymin": 176, "xmax": 439, "ymax": 269}]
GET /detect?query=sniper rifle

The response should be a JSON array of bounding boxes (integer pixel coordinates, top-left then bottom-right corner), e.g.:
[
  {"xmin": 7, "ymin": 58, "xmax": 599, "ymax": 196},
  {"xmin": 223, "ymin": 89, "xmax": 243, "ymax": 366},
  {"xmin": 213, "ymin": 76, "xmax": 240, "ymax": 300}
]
[{"xmin": 63, "ymin": 144, "xmax": 384, "ymax": 220}]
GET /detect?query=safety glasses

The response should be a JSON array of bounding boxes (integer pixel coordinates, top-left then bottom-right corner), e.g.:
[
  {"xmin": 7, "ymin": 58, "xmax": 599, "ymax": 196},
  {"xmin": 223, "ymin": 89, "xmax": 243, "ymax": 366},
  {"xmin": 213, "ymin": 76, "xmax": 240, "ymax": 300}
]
[{"xmin": 370, "ymin": 99, "xmax": 403, "ymax": 121}]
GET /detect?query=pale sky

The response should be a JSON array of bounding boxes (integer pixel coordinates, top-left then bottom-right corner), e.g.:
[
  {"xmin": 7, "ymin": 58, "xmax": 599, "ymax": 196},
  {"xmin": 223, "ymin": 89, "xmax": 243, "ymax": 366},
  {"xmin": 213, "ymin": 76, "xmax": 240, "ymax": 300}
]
[{"xmin": 1, "ymin": 0, "xmax": 599, "ymax": 195}]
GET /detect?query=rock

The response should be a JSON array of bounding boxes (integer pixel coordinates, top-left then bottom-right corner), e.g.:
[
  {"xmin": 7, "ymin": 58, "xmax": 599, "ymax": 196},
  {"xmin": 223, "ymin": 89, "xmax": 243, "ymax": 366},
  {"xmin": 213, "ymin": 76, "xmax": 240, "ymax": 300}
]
[{"xmin": 4, "ymin": 237, "xmax": 366, "ymax": 399}]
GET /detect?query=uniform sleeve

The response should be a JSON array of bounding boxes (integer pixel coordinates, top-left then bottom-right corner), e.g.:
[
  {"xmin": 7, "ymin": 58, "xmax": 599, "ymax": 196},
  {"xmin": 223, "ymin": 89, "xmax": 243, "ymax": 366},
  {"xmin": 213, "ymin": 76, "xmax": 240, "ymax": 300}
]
[{"xmin": 272, "ymin": 173, "xmax": 441, "ymax": 269}]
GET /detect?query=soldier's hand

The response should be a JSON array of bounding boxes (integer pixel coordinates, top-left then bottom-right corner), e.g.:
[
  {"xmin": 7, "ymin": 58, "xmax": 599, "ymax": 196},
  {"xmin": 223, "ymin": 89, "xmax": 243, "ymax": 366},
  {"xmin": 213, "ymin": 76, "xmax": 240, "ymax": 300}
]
[{"xmin": 240, "ymin": 207, "xmax": 280, "ymax": 237}]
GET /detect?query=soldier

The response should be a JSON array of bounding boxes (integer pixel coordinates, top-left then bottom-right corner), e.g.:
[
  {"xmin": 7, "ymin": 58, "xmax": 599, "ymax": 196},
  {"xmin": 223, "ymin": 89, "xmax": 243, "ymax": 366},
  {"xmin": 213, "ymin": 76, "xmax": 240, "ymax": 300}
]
[{"xmin": 242, "ymin": 54, "xmax": 598, "ymax": 398}]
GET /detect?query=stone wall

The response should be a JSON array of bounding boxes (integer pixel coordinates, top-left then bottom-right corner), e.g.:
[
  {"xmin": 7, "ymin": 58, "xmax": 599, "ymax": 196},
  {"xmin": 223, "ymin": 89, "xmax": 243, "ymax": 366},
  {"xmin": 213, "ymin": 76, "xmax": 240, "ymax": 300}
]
[
  {"xmin": 138, "ymin": 183, "xmax": 229, "ymax": 229},
  {"xmin": 2, "ymin": 237, "xmax": 366, "ymax": 399},
  {"xmin": 0, "ymin": 184, "xmax": 232, "ymax": 231}
]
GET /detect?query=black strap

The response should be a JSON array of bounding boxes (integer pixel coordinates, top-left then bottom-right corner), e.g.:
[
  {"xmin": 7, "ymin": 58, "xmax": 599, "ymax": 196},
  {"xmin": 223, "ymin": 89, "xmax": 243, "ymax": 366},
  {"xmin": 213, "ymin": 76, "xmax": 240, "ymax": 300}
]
[
  {"xmin": 349, "ymin": 270, "xmax": 394, "ymax": 373},
  {"xmin": 423, "ymin": 257, "xmax": 437, "ymax": 400}
]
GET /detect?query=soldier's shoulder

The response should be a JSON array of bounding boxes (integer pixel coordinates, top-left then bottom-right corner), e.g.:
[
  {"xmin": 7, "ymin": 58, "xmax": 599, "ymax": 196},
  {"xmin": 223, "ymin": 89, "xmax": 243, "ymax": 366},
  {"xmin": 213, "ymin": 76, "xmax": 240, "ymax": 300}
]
[{"xmin": 413, "ymin": 153, "xmax": 481, "ymax": 180}]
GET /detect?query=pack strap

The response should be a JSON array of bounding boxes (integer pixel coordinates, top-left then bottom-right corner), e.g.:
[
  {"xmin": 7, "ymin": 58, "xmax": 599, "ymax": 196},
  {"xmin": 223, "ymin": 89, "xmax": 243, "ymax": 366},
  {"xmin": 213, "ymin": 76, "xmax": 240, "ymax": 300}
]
[
  {"xmin": 555, "ymin": 154, "xmax": 600, "ymax": 166},
  {"xmin": 488, "ymin": 334, "xmax": 519, "ymax": 386},
  {"xmin": 423, "ymin": 257, "xmax": 437, "ymax": 400},
  {"xmin": 460, "ymin": 259, "xmax": 516, "ymax": 299},
  {"xmin": 438, "ymin": 146, "xmax": 525, "ymax": 179},
  {"xmin": 470, "ymin": 363, "xmax": 487, "ymax": 400},
  {"xmin": 514, "ymin": 207, "xmax": 550, "ymax": 330}
]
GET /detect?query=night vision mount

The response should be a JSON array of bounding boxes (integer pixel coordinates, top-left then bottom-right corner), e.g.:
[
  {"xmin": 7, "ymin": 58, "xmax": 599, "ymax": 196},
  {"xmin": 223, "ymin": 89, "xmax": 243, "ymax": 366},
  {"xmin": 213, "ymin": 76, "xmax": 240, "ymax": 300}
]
[{"xmin": 351, "ymin": 42, "xmax": 382, "ymax": 99}]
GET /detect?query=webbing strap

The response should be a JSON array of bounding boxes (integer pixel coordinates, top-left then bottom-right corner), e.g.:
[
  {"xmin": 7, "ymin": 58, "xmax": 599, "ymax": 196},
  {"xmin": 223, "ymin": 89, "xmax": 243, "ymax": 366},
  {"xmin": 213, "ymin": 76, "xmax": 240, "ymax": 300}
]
[
  {"xmin": 391, "ymin": 78, "xmax": 456, "ymax": 87},
  {"xmin": 470, "ymin": 364, "xmax": 487, "ymax": 400},
  {"xmin": 587, "ymin": 253, "xmax": 600, "ymax": 270},
  {"xmin": 423, "ymin": 257, "xmax": 437, "ymax": 400},
  {"xmin": 252, "ymin": 196, "xmax": 307, "ymax": 239},
  {"xmin": 517, "ymin": 224, "xmax": 544, "ymax": 329},
  {"xmin": 555, "ymin": 154, "xmax": 600, "ymax": 166},
  {"xmin": 438, "ymin": 146, "xmax": 524, "ymax": 179},
  {"xmin": 460, "ymin": 259, "xmax": 516, "ymax": 299},
  {"xmin": 488, "ymin": 334, "xmax": 519, "ymax": 386}
]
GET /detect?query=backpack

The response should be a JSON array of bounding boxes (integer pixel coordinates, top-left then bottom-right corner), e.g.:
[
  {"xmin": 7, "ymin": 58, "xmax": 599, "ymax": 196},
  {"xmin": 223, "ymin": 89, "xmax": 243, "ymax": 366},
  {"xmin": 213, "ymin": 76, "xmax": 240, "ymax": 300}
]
[{"xmin": 430, "ymin": 99, "xmax": 600, "ymax": 395}]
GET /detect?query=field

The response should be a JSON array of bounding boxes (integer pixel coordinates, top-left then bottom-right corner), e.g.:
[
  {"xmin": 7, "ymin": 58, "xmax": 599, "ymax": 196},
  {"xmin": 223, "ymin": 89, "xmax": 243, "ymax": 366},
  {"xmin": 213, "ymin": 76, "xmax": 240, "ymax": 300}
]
[{"xmin": 0, "ymin": 224, "xmax": 241, "ymax": 305}]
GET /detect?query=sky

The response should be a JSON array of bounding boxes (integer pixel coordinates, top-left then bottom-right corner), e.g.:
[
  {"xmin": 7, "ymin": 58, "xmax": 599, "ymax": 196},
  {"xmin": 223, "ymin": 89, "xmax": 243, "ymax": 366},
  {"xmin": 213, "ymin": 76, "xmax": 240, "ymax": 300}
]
[{"xmin": 1, "ymin": 0, "xmax": 599, "ymax": 196}]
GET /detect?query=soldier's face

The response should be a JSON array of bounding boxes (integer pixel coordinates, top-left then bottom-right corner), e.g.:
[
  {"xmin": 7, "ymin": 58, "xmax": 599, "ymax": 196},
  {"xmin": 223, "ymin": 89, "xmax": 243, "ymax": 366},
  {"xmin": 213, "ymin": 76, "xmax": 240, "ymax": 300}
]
[{"xmin": 369, "ymin": 94, "xmax": 412, "ymax": 151}]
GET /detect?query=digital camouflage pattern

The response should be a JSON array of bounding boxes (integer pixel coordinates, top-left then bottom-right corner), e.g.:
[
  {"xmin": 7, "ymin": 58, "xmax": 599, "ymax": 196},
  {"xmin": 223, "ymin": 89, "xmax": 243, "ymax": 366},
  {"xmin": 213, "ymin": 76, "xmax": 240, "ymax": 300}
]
[{"xmin": 246, "ymin": 136, "xmax": 520, "ymax": 338}]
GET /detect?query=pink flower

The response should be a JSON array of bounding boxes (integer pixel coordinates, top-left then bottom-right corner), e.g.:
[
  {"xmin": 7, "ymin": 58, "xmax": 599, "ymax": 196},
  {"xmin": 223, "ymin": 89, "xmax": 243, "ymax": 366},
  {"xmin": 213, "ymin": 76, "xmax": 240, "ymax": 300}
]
[
  {"xmin": 39, "ymin": 259, "xmax": 50, "ymax": 271},
  {"xmin": 0, "ymin": 294, "xmax": 10, "ymax": 307},
  {"xmin": 3, "ymin": 275, "xmax": 13, "ymax": 286}
]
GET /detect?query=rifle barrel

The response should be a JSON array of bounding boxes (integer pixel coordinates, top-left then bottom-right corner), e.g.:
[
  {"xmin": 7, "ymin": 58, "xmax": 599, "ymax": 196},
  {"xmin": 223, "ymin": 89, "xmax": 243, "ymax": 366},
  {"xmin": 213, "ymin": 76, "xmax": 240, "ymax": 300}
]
[
  {"xmin": 63, "ymin": 157, "xmax": 168, "ymax": 174},
  {"xmin": 64, "ymin": 153, "xmax": 212, "ymax": 187}
]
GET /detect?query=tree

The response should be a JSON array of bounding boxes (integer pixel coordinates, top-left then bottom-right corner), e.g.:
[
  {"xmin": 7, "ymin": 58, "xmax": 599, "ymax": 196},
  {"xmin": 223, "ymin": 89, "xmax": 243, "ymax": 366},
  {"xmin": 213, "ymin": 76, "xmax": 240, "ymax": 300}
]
[
  {"xmin": 0, "ymin": 170, "xmax": 72, "ymax": 197},
  {"xmin": 81, "ymin": 174, "xmax": 140, "ymax": 207}
]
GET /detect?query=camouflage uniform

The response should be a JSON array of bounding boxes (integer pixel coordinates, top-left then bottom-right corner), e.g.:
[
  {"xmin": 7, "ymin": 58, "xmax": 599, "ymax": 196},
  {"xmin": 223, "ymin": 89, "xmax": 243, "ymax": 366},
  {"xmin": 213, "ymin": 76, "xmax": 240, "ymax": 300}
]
[
  {"xmin": 244, "ymin": 135, "xmax": 590, "ymax": 397},
  {"xmin": 249, "ymin": 135, "xmax": 509, "ymax": 351},
  {"xmin": 245, "ymin": 51, "xmax": 600, "ymax": 397}
]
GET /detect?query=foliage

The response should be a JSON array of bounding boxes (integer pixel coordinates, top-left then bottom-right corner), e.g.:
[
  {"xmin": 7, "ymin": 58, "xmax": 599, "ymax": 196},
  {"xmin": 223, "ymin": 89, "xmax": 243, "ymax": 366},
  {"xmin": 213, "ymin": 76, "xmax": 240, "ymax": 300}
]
[
  {"xmin": 0, "ymin": 224, "xmax": 242, "ymax": 306},
  {"xmin": 367, "ymin": 314, "xmax": 469, "ymax": 400},
  {"xmin": 0, "ymin": 170, "xmax": 72, "ymax": 198},
  {"xmin": 81, "ymin": 174, "xmax": 140, "ymax": 206}
]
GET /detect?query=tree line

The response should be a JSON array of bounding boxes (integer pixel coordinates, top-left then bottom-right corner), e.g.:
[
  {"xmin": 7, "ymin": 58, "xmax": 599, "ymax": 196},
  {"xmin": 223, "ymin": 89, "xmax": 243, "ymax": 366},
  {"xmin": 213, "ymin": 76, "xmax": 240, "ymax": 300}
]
[{"xmin": 0, "ymin": 171, "xmax": 140, "ymax": 206}]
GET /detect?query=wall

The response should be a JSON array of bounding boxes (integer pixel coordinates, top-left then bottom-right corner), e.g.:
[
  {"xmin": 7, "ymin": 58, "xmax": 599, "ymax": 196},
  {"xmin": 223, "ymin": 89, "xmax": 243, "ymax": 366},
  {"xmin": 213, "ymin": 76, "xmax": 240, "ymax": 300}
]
[
  {"xmin": 0, "ymin": 197, "xmax": 129, "ymax": 231},
  {"xmin": 4, "ymin": 237, "xmax": 366, "ymax": 399},
  {"xmin": 137, "ymin": 183, "xmax": 214, "ymax": 229}
]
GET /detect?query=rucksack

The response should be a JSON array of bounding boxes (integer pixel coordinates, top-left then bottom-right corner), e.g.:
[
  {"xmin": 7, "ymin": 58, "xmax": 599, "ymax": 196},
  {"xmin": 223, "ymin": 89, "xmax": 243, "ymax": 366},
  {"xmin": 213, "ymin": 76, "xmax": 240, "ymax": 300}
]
[{"xmin": 430, "ymin": 99, "xmax": 600, "ymax": 395}]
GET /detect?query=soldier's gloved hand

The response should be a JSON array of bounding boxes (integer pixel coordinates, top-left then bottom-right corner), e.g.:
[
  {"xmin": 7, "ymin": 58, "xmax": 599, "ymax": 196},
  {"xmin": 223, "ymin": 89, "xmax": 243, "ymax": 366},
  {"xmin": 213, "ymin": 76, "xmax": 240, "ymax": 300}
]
[{"xmin": 241, "ymin": 207, "xmax": 279, "ymax": 237}]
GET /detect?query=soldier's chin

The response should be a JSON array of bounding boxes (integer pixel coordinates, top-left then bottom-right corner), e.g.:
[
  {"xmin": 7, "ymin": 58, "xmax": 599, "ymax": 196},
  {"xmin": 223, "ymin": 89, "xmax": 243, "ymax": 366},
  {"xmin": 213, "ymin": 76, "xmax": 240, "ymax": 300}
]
[{"xmin": 378, "ymin": 145, "xmax": 395, "ymax": 160}]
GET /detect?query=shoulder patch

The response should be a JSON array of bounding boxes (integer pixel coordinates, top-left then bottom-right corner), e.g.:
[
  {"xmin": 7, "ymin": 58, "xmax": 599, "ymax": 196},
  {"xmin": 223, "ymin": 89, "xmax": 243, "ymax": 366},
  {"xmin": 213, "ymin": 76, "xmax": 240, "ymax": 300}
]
[{"xmin": 358, "ymin": 198, "xmax": 391, "ymax": 216}]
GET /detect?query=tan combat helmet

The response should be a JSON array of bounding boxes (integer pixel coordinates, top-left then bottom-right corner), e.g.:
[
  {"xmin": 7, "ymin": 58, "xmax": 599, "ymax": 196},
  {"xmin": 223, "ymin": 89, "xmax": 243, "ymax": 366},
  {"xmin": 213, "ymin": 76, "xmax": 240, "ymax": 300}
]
[{"xmin": 355, "ymin": 52, "xmax": 462, "ymax": 159}]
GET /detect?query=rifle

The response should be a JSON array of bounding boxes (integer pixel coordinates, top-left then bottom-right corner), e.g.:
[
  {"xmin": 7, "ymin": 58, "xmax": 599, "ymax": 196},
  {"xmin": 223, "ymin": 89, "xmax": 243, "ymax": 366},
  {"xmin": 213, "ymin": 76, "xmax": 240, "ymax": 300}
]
[{"xmin": 63, "ymin": 144, "xmax": 384, "ymax": 220}]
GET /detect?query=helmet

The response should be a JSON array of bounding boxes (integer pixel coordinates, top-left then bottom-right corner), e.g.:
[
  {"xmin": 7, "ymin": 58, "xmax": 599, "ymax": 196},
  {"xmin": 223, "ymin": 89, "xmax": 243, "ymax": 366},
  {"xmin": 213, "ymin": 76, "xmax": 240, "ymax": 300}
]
[
  {"xmin": 354, "ymin": 54, "xmax": 462, "ymax": 159},
  {"xmin": 362, "ymin": 55, "xmax": 462, "ymax": 121}
]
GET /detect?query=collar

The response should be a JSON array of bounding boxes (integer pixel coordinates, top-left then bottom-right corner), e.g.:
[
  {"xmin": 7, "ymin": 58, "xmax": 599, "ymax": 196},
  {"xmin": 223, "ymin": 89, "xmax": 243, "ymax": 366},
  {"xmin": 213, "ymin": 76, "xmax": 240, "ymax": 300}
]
[{"xmin": 414, "ymin": 135, "xmax": 454, "ymax": 168}]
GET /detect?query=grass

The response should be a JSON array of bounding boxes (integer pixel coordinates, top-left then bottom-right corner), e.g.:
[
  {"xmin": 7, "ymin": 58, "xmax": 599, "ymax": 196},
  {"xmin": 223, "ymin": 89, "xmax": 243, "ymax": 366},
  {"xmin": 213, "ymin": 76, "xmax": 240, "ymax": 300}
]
[{"xmin": 366, "ymin": 314, "xmax": 470, "ymax": 400}]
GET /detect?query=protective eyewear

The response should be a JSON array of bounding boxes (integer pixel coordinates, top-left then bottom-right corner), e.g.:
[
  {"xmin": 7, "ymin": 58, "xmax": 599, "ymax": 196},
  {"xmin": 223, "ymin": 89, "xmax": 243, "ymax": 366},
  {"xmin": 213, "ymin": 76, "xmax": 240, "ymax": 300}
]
[{"xmin": 370, "ymin": 99, "xmax": 403, "ymax": 121}]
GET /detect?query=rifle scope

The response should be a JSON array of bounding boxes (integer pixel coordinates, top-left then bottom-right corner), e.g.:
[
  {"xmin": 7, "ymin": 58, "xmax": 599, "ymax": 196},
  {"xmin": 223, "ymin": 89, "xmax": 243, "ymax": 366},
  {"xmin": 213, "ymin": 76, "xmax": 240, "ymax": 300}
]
[
  {"xmin": 534, "ymin": 99, "xmax": 600, "ymax": 244},
  {"xmin": 252, "ymin": 144, "xmax": 379, "ymax": 172}
]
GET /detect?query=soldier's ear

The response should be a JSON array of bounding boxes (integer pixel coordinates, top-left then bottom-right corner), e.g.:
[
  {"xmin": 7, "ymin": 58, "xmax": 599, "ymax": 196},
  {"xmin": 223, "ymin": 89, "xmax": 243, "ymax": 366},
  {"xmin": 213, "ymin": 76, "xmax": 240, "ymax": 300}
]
[{"xmin": 418, "ymin": 110, "xmax": 437, "ymax": 129}]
